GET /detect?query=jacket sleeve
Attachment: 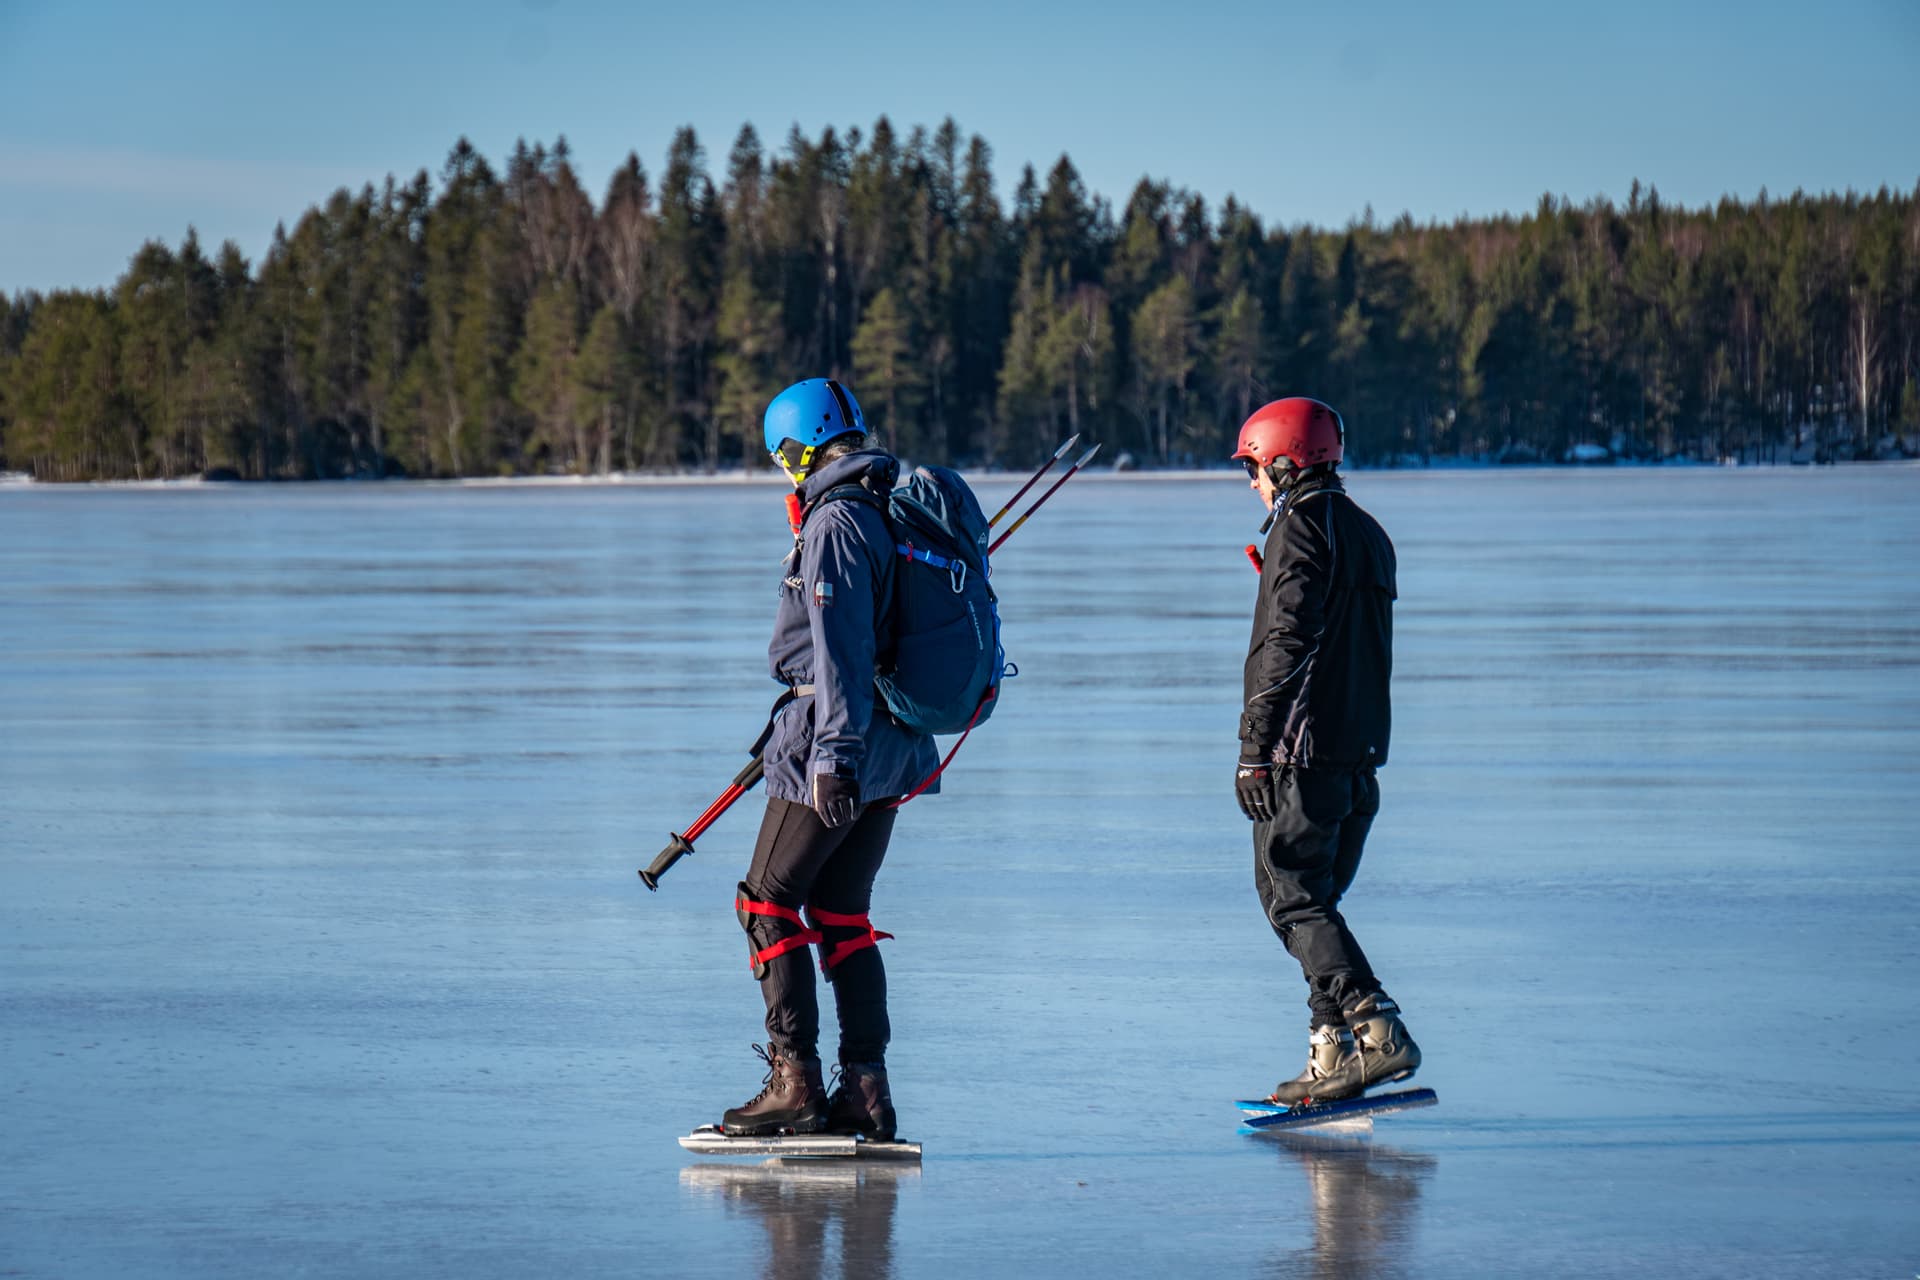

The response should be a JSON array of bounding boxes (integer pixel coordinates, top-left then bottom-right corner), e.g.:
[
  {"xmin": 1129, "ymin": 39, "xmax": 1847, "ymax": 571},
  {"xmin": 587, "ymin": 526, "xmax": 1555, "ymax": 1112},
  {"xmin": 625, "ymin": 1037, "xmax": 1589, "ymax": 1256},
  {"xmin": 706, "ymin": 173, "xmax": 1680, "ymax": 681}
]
[
  {"xmin": 800, "ymin": 503, "xmax": 885, "ymax": 781},
  {"xmin": 1240, "ymin": 501, "xmax": 1331, "ymax": 756}
]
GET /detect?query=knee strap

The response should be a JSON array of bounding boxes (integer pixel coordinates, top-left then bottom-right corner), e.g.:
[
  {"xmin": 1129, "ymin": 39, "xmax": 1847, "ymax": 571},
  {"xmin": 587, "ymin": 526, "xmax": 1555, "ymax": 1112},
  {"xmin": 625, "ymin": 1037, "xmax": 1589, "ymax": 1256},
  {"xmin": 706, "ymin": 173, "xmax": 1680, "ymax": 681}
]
[
  {"xmin": 736, "ymin": 886, "xmax": 821, "ymax": 977},
  {"xmin": 805, "ymin": 905, "xmax": 894, "ymax": 973}
]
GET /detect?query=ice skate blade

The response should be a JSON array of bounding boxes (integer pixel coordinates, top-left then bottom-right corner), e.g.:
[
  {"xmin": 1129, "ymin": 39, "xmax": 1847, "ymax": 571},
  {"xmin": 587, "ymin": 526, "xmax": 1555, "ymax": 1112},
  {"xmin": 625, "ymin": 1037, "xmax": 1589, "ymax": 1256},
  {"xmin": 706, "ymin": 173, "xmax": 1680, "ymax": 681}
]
[
  {"xmin": 679, "ymin": 1124, "xmax": 922, "ymax": 1160},
  {"xmin": 1249, "ymin": 1115, "xmax": 1374, "ymax": 1135},
  {"xmin": 1235, "ymin": 1087, "xmax": 1437, "ymax": 1133}
]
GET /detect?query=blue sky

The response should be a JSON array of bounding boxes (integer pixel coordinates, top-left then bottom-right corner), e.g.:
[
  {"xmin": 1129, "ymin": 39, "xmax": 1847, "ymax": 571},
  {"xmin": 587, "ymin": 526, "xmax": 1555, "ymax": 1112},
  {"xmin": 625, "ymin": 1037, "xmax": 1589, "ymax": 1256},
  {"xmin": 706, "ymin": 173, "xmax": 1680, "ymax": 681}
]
[{"xmin": 2, "ymin": 0, "xmax": 1916, "ymax": 294}]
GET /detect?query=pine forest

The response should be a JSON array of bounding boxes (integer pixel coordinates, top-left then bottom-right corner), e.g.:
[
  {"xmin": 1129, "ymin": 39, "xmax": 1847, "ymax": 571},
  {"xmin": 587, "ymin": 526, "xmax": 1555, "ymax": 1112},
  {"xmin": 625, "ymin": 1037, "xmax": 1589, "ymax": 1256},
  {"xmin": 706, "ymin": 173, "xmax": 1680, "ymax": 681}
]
[{"xmin": 3, "ymin": 120, "xmax": 1917, "ymax": 481}]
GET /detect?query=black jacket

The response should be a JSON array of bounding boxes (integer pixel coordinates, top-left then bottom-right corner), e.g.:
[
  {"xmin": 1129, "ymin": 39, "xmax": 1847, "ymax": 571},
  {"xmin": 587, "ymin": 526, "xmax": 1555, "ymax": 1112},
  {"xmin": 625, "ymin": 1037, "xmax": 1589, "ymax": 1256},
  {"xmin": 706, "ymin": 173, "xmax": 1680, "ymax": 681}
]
[{"xmin": 1240, "ymin": 474, "xmax": 1396, "ymax": 769}]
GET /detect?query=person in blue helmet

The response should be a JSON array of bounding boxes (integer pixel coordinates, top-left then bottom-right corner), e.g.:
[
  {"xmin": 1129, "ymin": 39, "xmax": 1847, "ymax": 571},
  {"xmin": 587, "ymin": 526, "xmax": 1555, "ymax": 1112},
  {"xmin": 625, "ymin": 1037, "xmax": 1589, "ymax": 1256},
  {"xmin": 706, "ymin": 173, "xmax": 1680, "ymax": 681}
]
[{"xmin": 720, "ymin": 378, "xmax": 938, "ymax": 1140}]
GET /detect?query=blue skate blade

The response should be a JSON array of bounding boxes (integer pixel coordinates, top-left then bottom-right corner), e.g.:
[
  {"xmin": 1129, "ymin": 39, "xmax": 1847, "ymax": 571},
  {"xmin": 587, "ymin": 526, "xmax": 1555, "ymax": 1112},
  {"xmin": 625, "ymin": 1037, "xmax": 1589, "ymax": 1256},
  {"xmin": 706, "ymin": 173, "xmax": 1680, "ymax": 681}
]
[{"xmin": 1238, "ymin": 1088, "xmax": 1437, "ymax": 1131}]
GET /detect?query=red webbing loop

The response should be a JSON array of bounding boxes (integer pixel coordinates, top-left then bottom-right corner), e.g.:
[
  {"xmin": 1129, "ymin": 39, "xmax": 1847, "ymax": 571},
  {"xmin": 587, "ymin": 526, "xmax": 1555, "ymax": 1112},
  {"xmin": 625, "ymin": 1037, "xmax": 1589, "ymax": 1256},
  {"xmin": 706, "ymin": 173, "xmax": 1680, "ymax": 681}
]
[
  {"xmin": 736, "ymin": 894, "xmax": 823, "ymax": 968},
  {"xmin": 805, "ymin": 906, "xmax": 895, "ymax": 971},
  {"xmin": 888, "ymin": 687, "xmax": 995, "ymax": 810},
  {"xmin": 806, "ymin": 906, "xmax": 875, "ymax": 927}
]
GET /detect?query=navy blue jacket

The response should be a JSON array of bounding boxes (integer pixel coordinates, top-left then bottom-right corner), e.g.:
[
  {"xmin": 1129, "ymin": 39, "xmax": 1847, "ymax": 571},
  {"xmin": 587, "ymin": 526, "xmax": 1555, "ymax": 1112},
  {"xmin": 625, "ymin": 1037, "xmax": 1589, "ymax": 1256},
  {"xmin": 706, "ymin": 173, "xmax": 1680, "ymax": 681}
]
[{"xmin": 763, "ymin": 449, "xmax": 940, "ymax": 804}]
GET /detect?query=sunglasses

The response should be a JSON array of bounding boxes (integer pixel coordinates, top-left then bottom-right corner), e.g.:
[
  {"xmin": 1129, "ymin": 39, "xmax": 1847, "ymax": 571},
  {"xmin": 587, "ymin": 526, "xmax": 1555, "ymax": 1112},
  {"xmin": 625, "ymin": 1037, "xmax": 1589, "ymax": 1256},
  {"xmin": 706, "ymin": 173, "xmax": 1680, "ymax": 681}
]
[{"xmin": 773, "ymin": 439, "xmax": 818, "ymax": 478}]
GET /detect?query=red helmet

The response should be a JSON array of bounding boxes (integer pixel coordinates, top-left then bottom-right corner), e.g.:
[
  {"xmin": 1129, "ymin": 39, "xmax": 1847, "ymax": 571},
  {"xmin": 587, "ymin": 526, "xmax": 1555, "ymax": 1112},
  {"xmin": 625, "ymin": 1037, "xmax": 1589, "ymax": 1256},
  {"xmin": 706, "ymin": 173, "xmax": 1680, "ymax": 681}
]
[{"xmin": 1231, "ymin": 397, "xmax": 1344, "ymax": 471}]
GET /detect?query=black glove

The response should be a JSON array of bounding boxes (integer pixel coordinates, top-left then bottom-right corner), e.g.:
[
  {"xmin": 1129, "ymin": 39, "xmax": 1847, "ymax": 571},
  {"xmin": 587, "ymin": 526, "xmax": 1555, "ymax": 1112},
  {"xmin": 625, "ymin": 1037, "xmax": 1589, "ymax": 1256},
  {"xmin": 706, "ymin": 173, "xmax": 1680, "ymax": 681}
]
[
  {"xmin": 1235, "ymin": 758, "xmax": 1276, "ymax": 823},
  {"xmin": 812, "ymin": 771, "xmax": 862, "ymax": 829}
]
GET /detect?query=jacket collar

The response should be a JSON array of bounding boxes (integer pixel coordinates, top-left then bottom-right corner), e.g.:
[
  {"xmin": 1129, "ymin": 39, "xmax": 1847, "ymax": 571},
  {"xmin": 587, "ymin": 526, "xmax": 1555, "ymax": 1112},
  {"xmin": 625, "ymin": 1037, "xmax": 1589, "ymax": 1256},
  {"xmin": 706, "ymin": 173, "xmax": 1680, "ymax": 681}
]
[
  {"xmin": 1284, "ymin": 469, "xmax": 1345, "ymax": 501},
  {"xmin": 797, "ymin": 449, "xmax": 899, "ymax": 506},
  {"xmin": 1269, "ymin": 468, "xmax": 1345, "ymax": 527}
]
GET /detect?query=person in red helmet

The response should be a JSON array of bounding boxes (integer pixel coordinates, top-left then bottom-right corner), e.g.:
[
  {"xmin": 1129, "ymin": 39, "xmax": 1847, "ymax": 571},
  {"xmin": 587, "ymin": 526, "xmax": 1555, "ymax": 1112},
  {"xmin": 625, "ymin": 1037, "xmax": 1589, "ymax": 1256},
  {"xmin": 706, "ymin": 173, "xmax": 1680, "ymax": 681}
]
[{"xmin": 1231, "ymin": 397, "xmax": 1421, "ymax": 1105}]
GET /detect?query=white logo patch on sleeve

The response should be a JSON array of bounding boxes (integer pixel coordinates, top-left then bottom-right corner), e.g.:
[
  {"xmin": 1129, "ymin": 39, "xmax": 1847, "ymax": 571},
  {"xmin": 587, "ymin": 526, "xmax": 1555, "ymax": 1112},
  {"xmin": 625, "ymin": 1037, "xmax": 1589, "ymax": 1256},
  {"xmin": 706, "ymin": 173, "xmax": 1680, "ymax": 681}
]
[{"xmin": 813, "ymin": 581, "xmax": 834, "ymax": 608}]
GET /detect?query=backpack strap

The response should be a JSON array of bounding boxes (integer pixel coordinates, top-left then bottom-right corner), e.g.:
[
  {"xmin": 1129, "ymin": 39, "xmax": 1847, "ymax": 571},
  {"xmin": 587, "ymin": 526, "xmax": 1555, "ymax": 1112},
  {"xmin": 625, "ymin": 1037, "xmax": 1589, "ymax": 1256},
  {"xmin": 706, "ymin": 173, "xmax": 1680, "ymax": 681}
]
[
  {"xmin": 803, "ymin": 480, "xmax": 887, "ymax": 523},
  {"xmin": 798, "ymin": 480, "xmax": 899, "ymax": 666},
  {"xmin": 897, "ymin": 541, "xmax": 967, "ymax": 591}
]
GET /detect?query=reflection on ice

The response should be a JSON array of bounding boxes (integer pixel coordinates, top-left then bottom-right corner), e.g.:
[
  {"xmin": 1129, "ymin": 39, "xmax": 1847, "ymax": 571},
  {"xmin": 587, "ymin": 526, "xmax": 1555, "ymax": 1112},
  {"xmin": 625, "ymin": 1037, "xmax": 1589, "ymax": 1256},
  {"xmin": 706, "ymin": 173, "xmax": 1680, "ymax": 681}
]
[
  {"xmin": 1259, "ymin": 1134, "xmax": 1435, "ymax": 1280},
  {"xmin": 2, "ymin": 471, "xmax": 1916, "ymax": 1278},
  {"xmin": 680, "ymin": 1161, "xmax": 917, "ymax": 1280}
]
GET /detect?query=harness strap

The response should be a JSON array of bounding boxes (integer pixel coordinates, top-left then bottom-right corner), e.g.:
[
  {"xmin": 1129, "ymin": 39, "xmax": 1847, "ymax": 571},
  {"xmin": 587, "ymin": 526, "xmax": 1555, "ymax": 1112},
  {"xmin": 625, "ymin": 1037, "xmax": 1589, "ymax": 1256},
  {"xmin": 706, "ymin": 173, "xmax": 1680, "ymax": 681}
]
[
  {"xmin": 735, "ymin": 894, "xmax": 823, "ymax": 968},
  {"xmin": 805, "ymin": 906, "xmax": 895, "ymax": 971}
]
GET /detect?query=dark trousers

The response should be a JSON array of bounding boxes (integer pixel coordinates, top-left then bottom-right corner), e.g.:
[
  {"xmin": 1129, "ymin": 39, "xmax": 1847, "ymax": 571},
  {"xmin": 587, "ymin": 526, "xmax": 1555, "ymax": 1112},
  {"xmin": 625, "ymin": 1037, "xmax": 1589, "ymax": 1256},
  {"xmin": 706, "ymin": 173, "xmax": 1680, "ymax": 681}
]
[
  {"xmin": 1253, "ymin": 766, "xmax": 1384, "ymax": 1027},
  {"xmin": 742, "ymin": 795, "xmax": 896, "ymax": 1062}
]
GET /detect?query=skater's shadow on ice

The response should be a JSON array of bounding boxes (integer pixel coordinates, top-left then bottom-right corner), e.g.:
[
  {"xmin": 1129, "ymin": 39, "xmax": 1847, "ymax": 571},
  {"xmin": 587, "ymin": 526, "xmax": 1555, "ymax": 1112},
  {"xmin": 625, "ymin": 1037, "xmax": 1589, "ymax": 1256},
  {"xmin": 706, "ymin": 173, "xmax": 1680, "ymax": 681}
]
[
  {"xmin": 680, "ymin": 1161, "xmax": 915, "ymax": 1280},
  {"xmin": 1257, "ymin": 1134, "xmax": 1434, "ymax": 1279}
]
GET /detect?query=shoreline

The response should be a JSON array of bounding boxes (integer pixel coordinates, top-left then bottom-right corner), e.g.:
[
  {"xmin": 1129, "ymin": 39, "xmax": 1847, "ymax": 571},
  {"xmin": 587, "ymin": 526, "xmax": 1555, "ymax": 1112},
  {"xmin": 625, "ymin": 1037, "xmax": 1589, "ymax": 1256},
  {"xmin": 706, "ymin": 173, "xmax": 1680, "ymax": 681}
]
[{"xmin": 5, "ymin": 456, "xmax": 1918, "ymax": 490}]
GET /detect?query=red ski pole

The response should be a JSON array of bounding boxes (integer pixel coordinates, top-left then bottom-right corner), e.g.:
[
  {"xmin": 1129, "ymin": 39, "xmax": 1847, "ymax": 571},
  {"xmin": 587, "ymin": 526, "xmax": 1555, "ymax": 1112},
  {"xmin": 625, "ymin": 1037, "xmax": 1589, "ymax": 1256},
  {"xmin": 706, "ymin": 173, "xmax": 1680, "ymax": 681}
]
[
  {"xmin": 1245, "ymin": 544, "xmax": 1264, "ymax": 573},
  {"xmin": 989, "ymin": 444, "xmax": 1101, "ymax": 556},
  {"xmin": 987, "ymin": 434, "xmax": 1079, "ymax": 528},
  {"xmin": 639, "ymin": 755, "xmax": 765, "ymax": 890}
]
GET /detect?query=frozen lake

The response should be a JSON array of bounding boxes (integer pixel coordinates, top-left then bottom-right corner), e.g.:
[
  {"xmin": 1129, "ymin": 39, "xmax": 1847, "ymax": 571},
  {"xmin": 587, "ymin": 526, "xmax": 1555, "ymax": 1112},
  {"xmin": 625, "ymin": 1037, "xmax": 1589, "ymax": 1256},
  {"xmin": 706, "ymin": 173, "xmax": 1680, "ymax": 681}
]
[{"xmin": 3, "ymin": 467, "xmax": 1917, "ymax": 1278}]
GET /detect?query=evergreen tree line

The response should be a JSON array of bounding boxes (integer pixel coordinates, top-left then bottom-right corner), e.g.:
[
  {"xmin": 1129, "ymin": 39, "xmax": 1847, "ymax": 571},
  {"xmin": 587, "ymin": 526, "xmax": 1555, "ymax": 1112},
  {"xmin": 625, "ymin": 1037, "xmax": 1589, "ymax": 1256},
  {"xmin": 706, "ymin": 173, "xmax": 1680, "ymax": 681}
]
[{"xmin": 3, "ymin": 121, "xmax": 1917, "ymax": 481}]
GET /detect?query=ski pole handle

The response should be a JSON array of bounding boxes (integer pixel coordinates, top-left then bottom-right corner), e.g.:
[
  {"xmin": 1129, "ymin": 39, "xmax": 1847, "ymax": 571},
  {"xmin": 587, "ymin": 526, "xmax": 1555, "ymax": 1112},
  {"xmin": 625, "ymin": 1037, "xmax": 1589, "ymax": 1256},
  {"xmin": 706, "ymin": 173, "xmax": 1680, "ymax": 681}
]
[
  {"xmin": 1245, "ymin": 544, "xmax": 1264, "ymax": 573},
  {"xmin": 639, "ymin": 755, "xmax": 766, "ymax": 891},
  {"xmin": 638, "ymin": 831, "xmax": 696, "ymax": 891}
]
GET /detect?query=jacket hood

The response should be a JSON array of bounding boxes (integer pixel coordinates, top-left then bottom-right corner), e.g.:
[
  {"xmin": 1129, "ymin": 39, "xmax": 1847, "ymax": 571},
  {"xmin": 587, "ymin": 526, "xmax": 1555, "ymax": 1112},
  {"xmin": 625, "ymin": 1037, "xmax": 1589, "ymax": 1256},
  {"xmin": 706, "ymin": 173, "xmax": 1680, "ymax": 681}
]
[{"xmin": 797, "ymin": 449, "xmax": 899, "ymax": 504}]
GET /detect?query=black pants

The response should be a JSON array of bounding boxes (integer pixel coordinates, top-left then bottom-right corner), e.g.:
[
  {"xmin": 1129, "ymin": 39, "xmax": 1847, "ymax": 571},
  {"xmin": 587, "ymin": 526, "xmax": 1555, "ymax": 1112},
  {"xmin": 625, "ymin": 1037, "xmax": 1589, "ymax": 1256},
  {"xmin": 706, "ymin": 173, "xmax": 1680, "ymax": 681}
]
[
  {"xmin": 741, "ymin": 795, "xmax": 896, "ymax": 1062},
  {"xmin": 1253, "ymin": 766, "xmax": 1384, "ymax": 1027}
]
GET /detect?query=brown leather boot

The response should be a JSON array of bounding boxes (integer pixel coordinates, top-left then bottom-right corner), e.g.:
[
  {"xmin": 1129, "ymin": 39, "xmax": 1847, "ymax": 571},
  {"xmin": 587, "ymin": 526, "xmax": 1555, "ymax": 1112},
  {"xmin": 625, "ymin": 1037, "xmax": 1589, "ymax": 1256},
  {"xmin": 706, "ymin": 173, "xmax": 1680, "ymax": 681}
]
[
  {"xmin": 721, "ymin": 1043, "xmax": 828, "ymax": 1136},
  {"xmin": 826, "ymin": 1060, "xmax": 897, "ymax": 1140}
]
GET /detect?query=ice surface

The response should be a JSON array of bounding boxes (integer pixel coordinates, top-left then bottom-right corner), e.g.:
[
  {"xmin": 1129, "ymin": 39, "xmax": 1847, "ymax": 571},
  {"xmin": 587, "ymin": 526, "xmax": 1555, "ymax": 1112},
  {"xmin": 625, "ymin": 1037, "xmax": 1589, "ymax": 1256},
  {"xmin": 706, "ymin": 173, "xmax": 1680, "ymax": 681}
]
[{"xmin": 3, "ymin": 467, "xmax": 1917, "ymax": 1277}]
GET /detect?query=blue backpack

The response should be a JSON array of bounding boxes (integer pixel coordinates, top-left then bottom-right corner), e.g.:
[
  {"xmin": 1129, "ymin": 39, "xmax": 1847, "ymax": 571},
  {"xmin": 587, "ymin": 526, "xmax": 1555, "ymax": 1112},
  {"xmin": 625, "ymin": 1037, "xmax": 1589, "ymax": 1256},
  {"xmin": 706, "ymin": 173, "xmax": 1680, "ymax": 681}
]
[{"xmin": 814, "ymin": 465, "xmax": 1007, "ymax": 735}]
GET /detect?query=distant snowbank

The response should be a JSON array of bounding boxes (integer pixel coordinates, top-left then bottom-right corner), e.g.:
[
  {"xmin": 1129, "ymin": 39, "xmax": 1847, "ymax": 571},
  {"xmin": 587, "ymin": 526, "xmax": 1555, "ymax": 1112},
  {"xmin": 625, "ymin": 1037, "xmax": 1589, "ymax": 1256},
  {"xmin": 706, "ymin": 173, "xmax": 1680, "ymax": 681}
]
[
  {"xmin": 5, "ymin": 458, "xmax": 1914, "ymax": 491},
  {"xmin": 0, "ymin": 473, "xmax": 208, "ymax": 490}
]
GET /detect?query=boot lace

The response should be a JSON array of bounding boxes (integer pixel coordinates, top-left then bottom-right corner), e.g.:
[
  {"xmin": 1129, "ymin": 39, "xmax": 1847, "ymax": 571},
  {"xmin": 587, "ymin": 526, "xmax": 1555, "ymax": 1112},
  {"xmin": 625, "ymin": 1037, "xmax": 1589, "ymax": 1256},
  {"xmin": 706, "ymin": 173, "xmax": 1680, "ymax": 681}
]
[{"xmin": 742, "ymin": 1042, "xmax": 780, "ymax": 1106}]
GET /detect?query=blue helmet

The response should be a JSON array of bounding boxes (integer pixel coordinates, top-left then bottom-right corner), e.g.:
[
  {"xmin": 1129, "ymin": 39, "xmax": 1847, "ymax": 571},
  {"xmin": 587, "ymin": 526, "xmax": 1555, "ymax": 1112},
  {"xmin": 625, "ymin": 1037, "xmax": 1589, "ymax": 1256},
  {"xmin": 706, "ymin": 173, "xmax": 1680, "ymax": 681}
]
[{"xmin": 763, "ymin": 379, "xmax": 866, "ymax": 456}]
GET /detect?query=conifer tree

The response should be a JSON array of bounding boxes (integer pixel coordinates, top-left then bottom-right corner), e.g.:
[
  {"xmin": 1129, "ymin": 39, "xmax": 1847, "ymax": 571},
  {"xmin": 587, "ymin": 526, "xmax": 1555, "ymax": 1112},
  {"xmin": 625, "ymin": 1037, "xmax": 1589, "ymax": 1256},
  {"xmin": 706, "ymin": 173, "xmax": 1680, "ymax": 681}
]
[
  {"xmin": 1213, "ymin": 286, "xmax": 1264, "ymax": 433},
  {"xmin": 514, "ymin": 281, "xmax": 585, "ymax": 472},
  {"xmin": 713, "ymin": 273, "xmax": 783, "ymax": 467},
  {"xmin": 658, "ymin": 127, "xmax": 722, "ymax": 468},
  {"xmin": 851, "ymin": 286, "xmax": 924, "ymax": 453},
  {"xmin": 1132, "ymin": 275, "xmax": 1197, "ymax": 463},
  {"xmin": 572, "ymin": 305, "xmax": 630, "ymax": 475}
]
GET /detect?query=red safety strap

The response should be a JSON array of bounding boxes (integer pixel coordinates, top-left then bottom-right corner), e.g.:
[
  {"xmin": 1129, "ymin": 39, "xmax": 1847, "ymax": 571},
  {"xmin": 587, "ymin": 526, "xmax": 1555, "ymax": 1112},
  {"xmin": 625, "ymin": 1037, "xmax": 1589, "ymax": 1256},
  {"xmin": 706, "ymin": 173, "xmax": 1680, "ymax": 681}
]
[
  {"xmin": 736, "ymin": 894, "xmax": 823, "ymax": 968},
  {"xmin": 805, "ymin": 906, "xmax": 895, "ymax": 971},
  {"xmin": 888, "ymin": 687, "xmax": 995, "ymax": 810}
]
